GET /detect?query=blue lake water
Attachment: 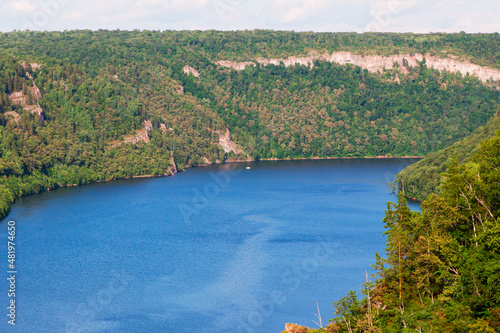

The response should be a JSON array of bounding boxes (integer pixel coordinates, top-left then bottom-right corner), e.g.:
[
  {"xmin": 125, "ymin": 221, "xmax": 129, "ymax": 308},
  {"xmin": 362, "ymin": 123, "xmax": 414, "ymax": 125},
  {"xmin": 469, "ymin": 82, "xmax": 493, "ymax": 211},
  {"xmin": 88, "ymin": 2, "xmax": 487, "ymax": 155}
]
[{"xmin": 0, "ymin": 159, "xmax": 420, "ymax": 333}]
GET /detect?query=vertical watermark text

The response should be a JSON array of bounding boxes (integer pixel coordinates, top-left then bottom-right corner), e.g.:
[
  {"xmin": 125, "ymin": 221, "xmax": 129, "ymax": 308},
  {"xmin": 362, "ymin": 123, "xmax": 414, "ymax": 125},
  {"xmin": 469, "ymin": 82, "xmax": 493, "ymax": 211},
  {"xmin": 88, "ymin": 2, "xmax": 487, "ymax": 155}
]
[{"xmin": 6, "ymin": 220, "xmax": 17, "ymax": 326}]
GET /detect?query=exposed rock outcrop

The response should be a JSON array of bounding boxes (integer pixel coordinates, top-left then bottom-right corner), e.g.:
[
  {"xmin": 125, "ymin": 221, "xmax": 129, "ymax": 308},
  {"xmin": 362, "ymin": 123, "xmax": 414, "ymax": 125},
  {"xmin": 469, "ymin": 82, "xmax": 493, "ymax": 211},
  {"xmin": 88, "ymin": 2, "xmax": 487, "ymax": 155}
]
[
  {"xmin": 183, "ymin": 65, "xmax": 200, "ymax": 78},
  {"xmin": 282, "ymin": 323, "xmax": 312, "ymax": 333},
  {"xmin": 160, "ymin": 123, "xmax": 167, "ymax": 134},
  {"xmin": 22, "ymin": 62, "xmax": 41, "ymax": 72},
  {"xmin": 124, "ymin": 129, "xmax": 150, "ymax": 144},
  {"xmin": 125, "ymin": 120, "xmax": 153, "ymax": 144},
  {"xmin": 169, "ymin": 150, "xmax": 177, "ymax": 175},
  {"xmin": 111, "ymin": 119, "xmax": 153, "ymax": 147},
  {"xmin": 175, "ymin": 85, "xmax": 184, "ymax": 94},
  {"xmin": 8, "ymin": 62, "xmax": 44, "ymax": 121},
  {"xmin": 144, "ymin": 119, "xmax": 153, "ymax": 131},
  {"xmin": 217, "ymin": 52, "xmax": 500, "ymax": 83},
  {"xmin": 202, "ymin": 156, "xmax": 211, "ymax": 165},
  {"xmin": 8, "ymin": 91, "xmax": 44, "ymax": 118},
  {"xmin": 8, "ymin": 91, "xmax": 26, "ymax": 104},
  {"xmin": 218, "ymin": 128, "xmax": 244, "ymax": 155},
  {"xmin": 216, "ymin": 60, "xmax": 256, "ymax": 71},
  {"xmin": 4, "ymin": 111, "xmax": 20, "ymax": 123}
]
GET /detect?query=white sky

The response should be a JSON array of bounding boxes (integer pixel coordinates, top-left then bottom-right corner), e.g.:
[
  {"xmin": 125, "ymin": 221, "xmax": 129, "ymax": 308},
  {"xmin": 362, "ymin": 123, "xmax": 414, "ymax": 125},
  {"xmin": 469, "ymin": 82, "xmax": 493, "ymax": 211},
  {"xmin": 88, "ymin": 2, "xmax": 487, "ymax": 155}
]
[{"xmin": 0, "ymin": 0, "xmax": 498, "ymax": 33}]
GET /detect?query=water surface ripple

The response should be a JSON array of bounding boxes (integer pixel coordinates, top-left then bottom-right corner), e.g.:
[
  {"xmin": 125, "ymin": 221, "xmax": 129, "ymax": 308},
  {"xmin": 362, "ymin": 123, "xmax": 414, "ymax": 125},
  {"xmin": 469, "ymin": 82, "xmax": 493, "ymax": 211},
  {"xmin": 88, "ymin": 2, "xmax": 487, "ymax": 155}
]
[{"xmin": 0, "ymin": 159, "xmax": 420, "ymax": 332}]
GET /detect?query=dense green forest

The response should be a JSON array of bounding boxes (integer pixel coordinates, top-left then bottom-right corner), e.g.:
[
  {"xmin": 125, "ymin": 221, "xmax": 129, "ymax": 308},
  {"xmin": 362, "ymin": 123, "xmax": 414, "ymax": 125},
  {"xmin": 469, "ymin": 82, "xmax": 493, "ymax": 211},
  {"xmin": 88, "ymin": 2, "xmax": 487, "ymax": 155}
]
[
  {"xmin": 199, "ymin": 61, "xmax": 499, "ymax": 159},
  {"xmin": 396, "ymin": 116, "xmax": 500, "ymax": 201},
  {"xmin": 286, "ymin": 125, "xmax": 500, "ymax": 332},
  {"xmin": 1, "ymin": 30, "xmax": 500, "ymax": 222},
  {"xmin": 1, "ymin": 30, "xmax": 500, "ymax": 332},
  {"xmin": 2, "ymin": 30, "xmax": 500, "ymax": 69}
]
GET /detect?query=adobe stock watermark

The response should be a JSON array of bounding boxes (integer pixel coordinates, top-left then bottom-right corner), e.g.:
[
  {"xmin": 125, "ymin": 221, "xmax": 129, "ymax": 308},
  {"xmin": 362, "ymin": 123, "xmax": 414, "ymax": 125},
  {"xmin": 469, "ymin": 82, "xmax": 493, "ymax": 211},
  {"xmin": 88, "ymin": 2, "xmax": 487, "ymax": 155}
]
[
  {"xmin": 64, "ymin": 270, "xmax": 134, "ymax": 333},
  {"xmin": 364, "ymin": 0, "xmax": 403, "ymax": 32},
  {"xmin": 214, "ymin": 0, "xmax": 245, "ymax": 20},
  {"xmin": 237, "ymin": 239, "xmax": 337, "ymax": 333},
  {"xmin": 22, "ymin": 0, "xmax": 71, "ymax": 31},
  {"xmin": 179, "ymin": 165, "xmax": 242, "ymax": 225}
]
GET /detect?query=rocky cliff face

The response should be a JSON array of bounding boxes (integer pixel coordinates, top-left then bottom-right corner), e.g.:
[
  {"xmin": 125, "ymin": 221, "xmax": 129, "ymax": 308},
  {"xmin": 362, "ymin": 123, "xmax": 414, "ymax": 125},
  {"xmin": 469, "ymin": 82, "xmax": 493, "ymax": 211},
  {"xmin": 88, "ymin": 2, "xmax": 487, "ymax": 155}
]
[
  {"xmin": 282, "ymin": 323, "xmax": 312, "ymax": 333},
  {"xmin": 8, "ymin": 91, "xmax": 44, "ymax": 119},
  {"xmin": 160, "ymin": 123, "xmax": 167, "ymax": 133},
  {"xmin": 217, "ymin": 52, "xmax": 500, "ymax": 83},
  {"xmin": 144, "ymin": 119, "xmax": 153, "ymax": 131},
  {"xmin": 169, "ymin": 150, "xmax": 177, "ymax": 175},
  {"xmin": 4, "ymin": 111, "xmax": 20, "ymax": 123},
  {"xmin": 217, "ymin": 60, "xmax": 256, "ymax": 71},
  {"xmin": 183, "ymin": 65, "xmax": 200, "ymax": 78},
  {"xmin": 124, "ymin": 129, "xmax": 150, "ymax": 144},
  {"xmin": 8, "ymin": 62, "xmax": 44, "ymax": 120},
  {"xmin": 218, "ymin": 128, "xmax": 244, "ymax": 155},
  {"xmin": 111, "ymin": 120, "xmax": 153, "ymax": 147}
]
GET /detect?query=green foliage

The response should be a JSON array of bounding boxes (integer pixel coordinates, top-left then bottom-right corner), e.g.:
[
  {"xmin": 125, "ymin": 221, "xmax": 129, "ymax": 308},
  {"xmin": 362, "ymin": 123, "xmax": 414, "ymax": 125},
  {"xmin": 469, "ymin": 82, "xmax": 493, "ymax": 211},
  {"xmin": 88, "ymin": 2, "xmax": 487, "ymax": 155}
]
[
  {"xmin": 0, "ymin": 49, "xmax": 225, "ymax": 221},
  {"xmin": 1, "ymin": 30, "xmax": 500, "ymax": 222},
  {"xmin": 0, "ymin": 184, "xmax": 14, "ymax": 220},
  {"xmin": 197, "ymin": 61, "xmax": 499, "ymax": 160},
  {"xmin": 1, "ymin": 30, "xmax": 500, "ymax": 330},
  {"xmin": 397, "ymin": 117, "xmax": 500, "ymax": 201},
  {"xmin": 329, "ymin": 127, "xmax": 500, "ymax": 332}
]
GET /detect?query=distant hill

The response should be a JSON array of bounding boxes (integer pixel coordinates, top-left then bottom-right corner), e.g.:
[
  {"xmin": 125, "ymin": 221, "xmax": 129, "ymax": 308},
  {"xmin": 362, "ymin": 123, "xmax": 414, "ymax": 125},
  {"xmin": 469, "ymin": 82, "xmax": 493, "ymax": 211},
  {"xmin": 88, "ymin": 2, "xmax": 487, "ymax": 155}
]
[
  {"xmin": 397, "ymin": 115, "xmax": 500, "ymax": 201},
  {"xmin": 1, "ymin": 30, "xmax": 500, "ymax": 220}
]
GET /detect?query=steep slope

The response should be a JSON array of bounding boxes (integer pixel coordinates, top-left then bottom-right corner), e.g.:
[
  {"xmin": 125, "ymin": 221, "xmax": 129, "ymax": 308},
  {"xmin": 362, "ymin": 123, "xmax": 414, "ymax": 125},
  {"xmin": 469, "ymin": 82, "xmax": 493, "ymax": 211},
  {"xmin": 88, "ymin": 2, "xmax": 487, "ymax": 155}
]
[
  {"xmin": 217, "ymin": 52, "xmax": 500, "ymax": 83},
  {"xmin": 195, "ymin": 60, "xmax": 500, "ymax": 159},
  {"xmin": 397, "ymin": 115, "xmax": 500, "ymax": 201},
  {"xmin": 1, "ymin": 30, "xmax": 500, "ymax": 221},
  {"xmin": 0, "ymin": 54, "xmax": 227, "ymax": 220},
  {"xmin": 288, "ymin": 127, "xmax": 500, "ymax": 332}
]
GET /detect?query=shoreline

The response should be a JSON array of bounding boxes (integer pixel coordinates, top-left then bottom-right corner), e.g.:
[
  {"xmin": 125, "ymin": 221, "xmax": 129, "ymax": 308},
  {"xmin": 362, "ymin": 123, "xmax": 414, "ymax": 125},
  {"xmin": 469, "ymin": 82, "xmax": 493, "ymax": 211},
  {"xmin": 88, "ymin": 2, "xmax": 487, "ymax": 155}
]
[
  {"xmin": 1, "ymin": 155, "xmax": 424, "ymax": 221},
  {"xmin": 218, "ymin": 155, "xmax": 424, "ymax": 165}
]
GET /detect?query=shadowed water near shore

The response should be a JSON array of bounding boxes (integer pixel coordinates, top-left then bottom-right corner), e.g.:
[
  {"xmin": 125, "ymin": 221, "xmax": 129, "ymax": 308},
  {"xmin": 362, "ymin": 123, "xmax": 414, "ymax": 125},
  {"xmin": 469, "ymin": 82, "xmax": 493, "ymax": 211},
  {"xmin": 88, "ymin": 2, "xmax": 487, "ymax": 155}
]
[{"xmin": 0, "ymin": 159, "xmax": 419, "ymax": 332}]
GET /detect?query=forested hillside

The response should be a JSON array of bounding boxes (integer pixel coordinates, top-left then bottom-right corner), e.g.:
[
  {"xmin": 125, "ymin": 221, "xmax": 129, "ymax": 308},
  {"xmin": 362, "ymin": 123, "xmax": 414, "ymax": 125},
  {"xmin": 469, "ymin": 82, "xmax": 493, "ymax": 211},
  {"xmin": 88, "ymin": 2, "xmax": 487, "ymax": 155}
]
[
  {"xmin": 397, "ymin": 115, "xmax": 500, "ymax": 201},
  {"xmin": 0, "ymin": 52, "xmax": 226, "ymax": 220},
  {"xmin": 197, "ymin": 61, "xmax": 499, "ymax": 158},
  {"xmin": 286, "ymin": 125, "xmax": 500, "ymax": 333},
  {"xmin": 1, "ymin": 30, "xmax": 500, "ymax": 221}
]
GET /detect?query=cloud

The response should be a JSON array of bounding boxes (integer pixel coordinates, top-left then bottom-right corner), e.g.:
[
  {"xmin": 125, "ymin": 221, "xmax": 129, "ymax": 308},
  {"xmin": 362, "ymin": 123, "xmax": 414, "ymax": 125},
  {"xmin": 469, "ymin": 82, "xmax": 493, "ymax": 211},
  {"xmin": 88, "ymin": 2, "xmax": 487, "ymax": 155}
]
[
  {"xmin": 369, "ymin": 0, "xmax": 419, "ymax": 17},
  {"xmin": 436, "ymin": 0, "xmax": 466, "ymax": 7},
  {"xmin": 2, "ymin": 0, "xmax": 37, "ymax": 13},
  {"xmin": 61, "ymin": 0, "xmax": 214, "ymax": 29},
  {"xmin": 273, "ymin": 0, "xmax": 332, "ymax": 23},
  {"xmin": 0, "ymin": 0, "xmax": 498, "ymax": 33},
  {"xmin": 361, "ymin": 0, "xmax": 500, "ymax": 33}
]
